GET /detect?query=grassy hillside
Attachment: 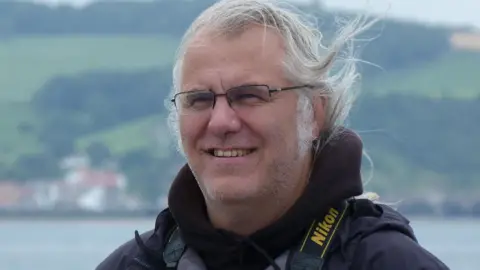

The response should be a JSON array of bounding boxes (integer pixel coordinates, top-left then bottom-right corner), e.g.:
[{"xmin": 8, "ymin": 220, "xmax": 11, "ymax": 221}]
[
  {"xmin": 71, "ymin": 48, "xmax": 480, "ymax": 162},
  {"xmin": 75, "ymin": 115, "xmax": 172, "ymax": 158},
  {"xmin": 0, "ymin": 34, "xmax": 179, "ymax": 164},
  {"xmin": 0, "ymin": 102, "xmax": 42, "ymax": 164},
  {"xmin": 365, "ymin": 51, "xmax": 480, "ymax": 99},
  {"xmin": 2, "ymin": 35, "xmax": 477, "ymax": 103},
  {"xmin": 1, "ymin": 35, "xmax": 479, "ymax": 179},
  {"xmin": 0, "ymin": 35, "xmax": 179, "ymax": 102}
]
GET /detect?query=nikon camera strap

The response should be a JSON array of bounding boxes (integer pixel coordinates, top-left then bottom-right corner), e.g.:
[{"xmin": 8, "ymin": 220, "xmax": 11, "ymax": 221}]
[
  {"xmin": 288, "ymin": 200, "xmax": 350, "ymax": 270},
  {"xmin": 163, "ymin": 201, "xmax": 350, "ymax": 270}
]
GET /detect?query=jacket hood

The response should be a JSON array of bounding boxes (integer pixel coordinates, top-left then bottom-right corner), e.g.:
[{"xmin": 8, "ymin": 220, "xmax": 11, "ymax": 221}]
[{"xmin": 167, "ymin": 128, "xmax": 365, "ymax": 270}]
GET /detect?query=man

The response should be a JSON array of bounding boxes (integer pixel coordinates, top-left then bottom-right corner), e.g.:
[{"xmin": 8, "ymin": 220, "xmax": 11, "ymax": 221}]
[{"xmin": 97, "ymin": 0, "xmax": 449, "ymax": 269}]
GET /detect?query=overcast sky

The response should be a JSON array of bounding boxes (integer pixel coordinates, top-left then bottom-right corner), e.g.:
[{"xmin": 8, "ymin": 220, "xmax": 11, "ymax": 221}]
[
  {"xmin": 320, "ymin": 0, "xmax": 480, "ymax": 28},
  {"xmin": 29, "ymin": 0, "xmax": 480, "ymax": 29}
]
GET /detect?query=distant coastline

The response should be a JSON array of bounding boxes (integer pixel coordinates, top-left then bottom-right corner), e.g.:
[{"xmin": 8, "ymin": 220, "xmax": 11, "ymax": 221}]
[
  {"xmin": 1, "ymin": 203, "xmax": 479, "ymax": 221},
  {"xmin": 0, "ymin": 209, "xmax": 159, "ymax": 221}
]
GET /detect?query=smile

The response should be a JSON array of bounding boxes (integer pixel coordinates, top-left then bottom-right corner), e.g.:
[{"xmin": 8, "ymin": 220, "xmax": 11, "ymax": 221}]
[{"xmin": 208, "ymin": 148, "xmax": 256, "ymax": 157}]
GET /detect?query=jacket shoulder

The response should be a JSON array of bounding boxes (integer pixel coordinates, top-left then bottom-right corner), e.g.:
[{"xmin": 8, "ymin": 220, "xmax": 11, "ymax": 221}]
[
  {"xmin": 95, "ymin": 208, "xmax": 175, "ymax": 270},
  {"xmin": 346, "ymin": 200, "xmax": 450, "ymax": 270},
  {"xmin": 351, "ymin": 229, "xmax": 450, "ymax": 270},
  {"xmin": 95, "ymin": 229, "xmax": 155, "ymax": 270}
]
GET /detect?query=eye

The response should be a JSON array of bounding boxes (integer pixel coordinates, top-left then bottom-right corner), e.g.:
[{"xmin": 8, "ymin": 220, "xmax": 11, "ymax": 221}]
[
  {"xmin": 180, "ymin": 91, "xmax": 213, "ymax": 110},
  {"xmin": 229, "ymin": 85, "xmax": 270, "ymax": 105}
]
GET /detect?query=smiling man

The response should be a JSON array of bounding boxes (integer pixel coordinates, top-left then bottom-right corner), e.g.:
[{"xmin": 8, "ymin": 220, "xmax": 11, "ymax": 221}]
[{"xmin": 96, "ymin": 1, "xmax": 450, "ymax": 270}]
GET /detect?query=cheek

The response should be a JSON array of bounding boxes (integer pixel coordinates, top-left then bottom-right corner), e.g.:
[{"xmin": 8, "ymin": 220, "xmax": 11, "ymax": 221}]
[
  {"xmin": 179, "ymin": 117, "xmax": 204, "ymax": 150},
  {"xmin": 261, "ymin": 113, "xmax": 300, "ymax": 154}
]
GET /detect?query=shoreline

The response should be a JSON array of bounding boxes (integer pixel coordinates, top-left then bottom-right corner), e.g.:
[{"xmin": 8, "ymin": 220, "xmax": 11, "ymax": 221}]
[{"xmin": 0, "ymin": 210, "xmax": 478, "ymax": 222}]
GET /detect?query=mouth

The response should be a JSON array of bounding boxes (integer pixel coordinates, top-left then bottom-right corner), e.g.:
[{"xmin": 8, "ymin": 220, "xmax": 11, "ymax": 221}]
[{"xmin": 206, "ymin": 148, "xmax": 257, "ymax": 158}]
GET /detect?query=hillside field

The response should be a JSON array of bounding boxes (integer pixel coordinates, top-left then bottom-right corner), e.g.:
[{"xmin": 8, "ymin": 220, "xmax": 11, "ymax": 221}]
[
  {"xmin": 365, "ymin": 50, "xmax": 480, "ymax": 99},
  {"xmin": 75, "ymin": 115, "xmax": 172, "ymax": 159},
  {"xmin": 0, "ymin": 35, "xmax": 178, "ymax": 164},
  {"xmin": 2, "ymin": 35, "xmax": 479, "ymax": 103},
  {"xmin": 0, "ymin": 102, "xmax": 42, "ymax": 164},
  {"xmin": 0, "ymin": 35, "xmax": 179, "ymax": 102},
  {"xmin": 1, "ymin": 34, "xmax": 479, "ymax": 169}
]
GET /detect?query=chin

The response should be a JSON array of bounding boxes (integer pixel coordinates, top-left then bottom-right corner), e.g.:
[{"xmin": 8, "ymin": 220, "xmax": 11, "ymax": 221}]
[{"xmin": 203, "ymin": 175, "xmax": 264, "ymax": 203}]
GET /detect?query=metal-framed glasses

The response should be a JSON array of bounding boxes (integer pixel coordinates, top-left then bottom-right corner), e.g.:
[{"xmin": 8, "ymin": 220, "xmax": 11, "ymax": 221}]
[{"xmin": 171, "ymin": 84, "xmax": 313, "ymax": 114}]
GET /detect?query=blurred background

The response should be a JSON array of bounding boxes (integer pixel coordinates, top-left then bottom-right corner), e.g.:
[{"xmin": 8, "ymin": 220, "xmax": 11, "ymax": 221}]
[{"xmin": 0, "ymin": 0, "xmax": 479, "ymax": 269}]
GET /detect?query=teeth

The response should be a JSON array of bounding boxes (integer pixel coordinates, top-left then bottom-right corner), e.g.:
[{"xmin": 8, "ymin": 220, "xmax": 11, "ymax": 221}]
[{"xmin": 213, "ymin": 149, "xmax": 252, "ymax": 157}]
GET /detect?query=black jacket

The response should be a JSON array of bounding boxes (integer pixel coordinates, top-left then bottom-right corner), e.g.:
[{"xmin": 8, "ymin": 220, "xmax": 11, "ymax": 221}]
[
  {"xmin": 96, "ymin": 200, "xmax": 450, "ymax": 270},
  {"xmin": 96, "ymin": 129, "xmax": 450, "ymax": 270}
]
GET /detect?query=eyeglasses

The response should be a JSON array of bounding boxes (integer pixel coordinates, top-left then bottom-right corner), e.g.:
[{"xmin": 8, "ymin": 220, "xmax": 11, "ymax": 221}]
[{"xmin": 171, "ymin": 84, "xmax": 313, "ymax": 115}]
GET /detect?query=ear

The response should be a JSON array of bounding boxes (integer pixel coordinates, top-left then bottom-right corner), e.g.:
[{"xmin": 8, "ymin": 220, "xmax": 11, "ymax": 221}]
[{"xmin": 312, "ymin": 96, "xmax": 327, "ymax": 138}]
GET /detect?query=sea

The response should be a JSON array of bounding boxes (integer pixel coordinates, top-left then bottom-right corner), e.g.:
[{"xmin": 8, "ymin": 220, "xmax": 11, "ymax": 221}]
[{"xmin": 0, "ymin": 217, "xmax": 478, "ymax": 270}]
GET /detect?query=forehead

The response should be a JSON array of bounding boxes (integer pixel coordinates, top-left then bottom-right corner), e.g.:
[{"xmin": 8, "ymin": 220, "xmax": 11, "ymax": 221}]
[{"xmin": 180, "ymin": 25, "xmax": 287, "ymax": 90}]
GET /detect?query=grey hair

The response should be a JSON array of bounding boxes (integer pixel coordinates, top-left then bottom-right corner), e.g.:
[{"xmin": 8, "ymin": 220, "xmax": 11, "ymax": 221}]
[{"xmin": 166, "ymin": 0, "xmax": 379, "ymax": 157}]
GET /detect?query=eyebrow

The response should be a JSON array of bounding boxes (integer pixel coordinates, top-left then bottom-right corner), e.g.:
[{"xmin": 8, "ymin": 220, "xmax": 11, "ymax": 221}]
[{"xmin": 182, "ymin": 86, "xmax": 211, "ymax": 93}]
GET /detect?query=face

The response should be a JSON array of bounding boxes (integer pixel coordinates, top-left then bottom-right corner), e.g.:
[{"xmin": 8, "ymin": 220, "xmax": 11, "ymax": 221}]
[{"xmin": 178, "ymin": 25, "xmax": 317, "ymax": 204}]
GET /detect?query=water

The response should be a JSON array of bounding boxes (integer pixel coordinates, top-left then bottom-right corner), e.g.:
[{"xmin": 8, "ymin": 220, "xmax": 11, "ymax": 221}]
[{"xmin": 0, "ymin": 218, "xmax": 478, "ymax": 269}]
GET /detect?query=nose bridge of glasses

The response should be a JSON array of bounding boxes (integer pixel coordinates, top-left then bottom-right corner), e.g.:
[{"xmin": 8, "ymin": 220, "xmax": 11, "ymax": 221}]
[
  {"xmin": 209, "ymin": 93, "xmax": 241, "ymax": 123},
  {"xmin": 212, "ymin": 92, "xmax": 233, "ymax": 108}
]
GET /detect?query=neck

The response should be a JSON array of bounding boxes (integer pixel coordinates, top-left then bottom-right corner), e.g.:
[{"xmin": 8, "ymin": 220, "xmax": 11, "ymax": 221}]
[{"xmin": 205, "ymin": 197, "xmax": 284, "ymax": 236}]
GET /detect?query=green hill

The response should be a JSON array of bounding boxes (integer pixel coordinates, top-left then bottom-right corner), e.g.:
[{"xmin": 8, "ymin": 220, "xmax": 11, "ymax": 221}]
[
  {"xmin": 1, "ymin": 0, "xmax": 477, "ymax": 199},
  {"xmin": 0, "ymin": 35, "xmax": 179, "ymax": 102},
  {"xmin": 0, "ymin": 34, "xmax": 179, "ymax": 164},
  {"xmin": 1, "ymin": 33, "xmax": 479, "ymax": 195},
  {"xmin": 0, "ymin": 102, "xmax": 42, "ymax": 164},
  {"xmin": 2, "ymin": 35, "xmax": 477, "ymax": 103},
  {"xmin": 2, "ymin": 35, "xmax": 478, "ymax": 164},
  {"xmin": 69, "ymin": 48, "xmax": 480, "ymax": 159},
  {"xmin": 75, "ymin": 115, "xmax": 172, "ymax": 159},
  {"xmin": 365, "ymin": 50, "xmax": 480, "ymax": 99}
]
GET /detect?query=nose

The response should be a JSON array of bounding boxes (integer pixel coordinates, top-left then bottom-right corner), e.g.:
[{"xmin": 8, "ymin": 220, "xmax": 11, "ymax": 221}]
[{"xmin": 207, "ymin": 96, "xmax": 242, "ymax": 137}]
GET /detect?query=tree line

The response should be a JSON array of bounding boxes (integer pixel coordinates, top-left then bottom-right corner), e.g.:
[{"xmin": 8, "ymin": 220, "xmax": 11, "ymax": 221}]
[{"xmin": 0, "ymin": 0, "xmax": 453, "ymax": 76}]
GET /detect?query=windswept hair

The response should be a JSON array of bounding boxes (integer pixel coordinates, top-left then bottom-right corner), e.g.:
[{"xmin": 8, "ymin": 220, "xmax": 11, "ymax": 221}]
[{"xmin": 165, "ymin": 0, "xmax": 379, "ymax": 157}]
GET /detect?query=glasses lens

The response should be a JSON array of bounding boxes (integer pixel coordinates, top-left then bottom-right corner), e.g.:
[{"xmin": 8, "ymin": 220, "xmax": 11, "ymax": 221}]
[
  {"xmin": 227, "ymin": 85, "xmax": 270, "ymax": 107},
  {"xmin": 175, "ymin": 90, "xmax": 213, "ymax": 114}
]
